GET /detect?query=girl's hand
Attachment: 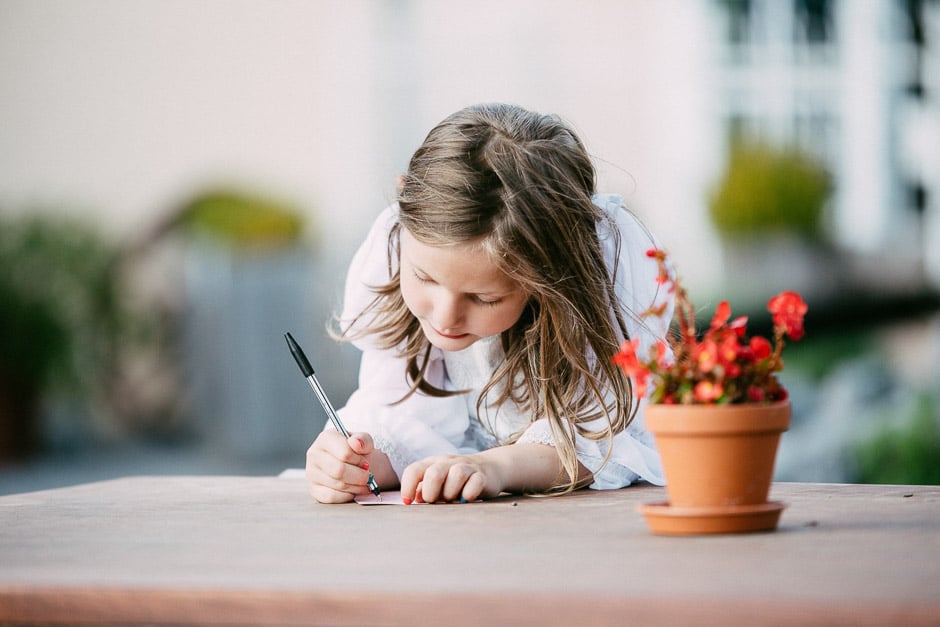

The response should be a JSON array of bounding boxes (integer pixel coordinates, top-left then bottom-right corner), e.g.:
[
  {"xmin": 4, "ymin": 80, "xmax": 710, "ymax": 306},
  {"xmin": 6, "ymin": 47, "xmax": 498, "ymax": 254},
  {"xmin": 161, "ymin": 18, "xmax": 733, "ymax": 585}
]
[
  {"xmin": 305, "ymin": 430, "xmax": 376, "ymax": 503},
  {"xmin": 400, "ymin": 444, "xmax": 593, "ymax": 504},
  {"xmin": 400, "ymin": 454, "xmax": 505, "ymax": 504}
]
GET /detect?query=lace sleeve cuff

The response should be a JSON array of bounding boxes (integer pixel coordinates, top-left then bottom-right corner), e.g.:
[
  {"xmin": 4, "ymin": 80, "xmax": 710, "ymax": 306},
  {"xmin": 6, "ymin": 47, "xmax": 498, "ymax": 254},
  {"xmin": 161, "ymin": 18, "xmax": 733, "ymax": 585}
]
[{"xmin": 373, "ymin": 435, "xmax": 413, "ymax": 479}]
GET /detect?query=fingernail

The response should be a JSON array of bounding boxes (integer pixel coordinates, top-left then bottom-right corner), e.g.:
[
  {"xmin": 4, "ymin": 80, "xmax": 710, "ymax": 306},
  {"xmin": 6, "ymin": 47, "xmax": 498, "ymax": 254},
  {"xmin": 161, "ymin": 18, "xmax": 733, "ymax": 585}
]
[
  {"xmin": 351, "ymin": 437, "xmax": 364, "ymax": 450},
  {"xmin": 459, "ymin": 497, "xmax": 468, "ymax": 504},
  {"xmin": 360, "ymin": 461, "xmax": 370, "ymax": 471},
  {"xmin": 402, "ymin": 497, "xmax": 412, "ymax": 505}
]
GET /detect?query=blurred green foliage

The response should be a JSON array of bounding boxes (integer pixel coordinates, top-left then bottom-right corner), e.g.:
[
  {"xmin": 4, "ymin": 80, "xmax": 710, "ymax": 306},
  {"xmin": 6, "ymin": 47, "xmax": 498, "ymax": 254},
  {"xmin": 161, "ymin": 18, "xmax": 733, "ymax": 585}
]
[
  {"xmin": 0, "ymin": 213, "xmax": 130, "ymax": 393},
  {"xmin": 853, "ymin": 393, "xmax": 940, "ymax": 485},
  {"xmin": 178, "ymin": 189, "xmax": 306, "ymax": 249},
  {"xmin": 781, "ymin": 329, "xmax": 875, "ymax": 380},
  {"xmin": 708, "ymin": 139, "xmax": 832, "ymax": 240},
  {"xmin": 0, "ymin": 211, "xmax": 141, "ymax": 456}
]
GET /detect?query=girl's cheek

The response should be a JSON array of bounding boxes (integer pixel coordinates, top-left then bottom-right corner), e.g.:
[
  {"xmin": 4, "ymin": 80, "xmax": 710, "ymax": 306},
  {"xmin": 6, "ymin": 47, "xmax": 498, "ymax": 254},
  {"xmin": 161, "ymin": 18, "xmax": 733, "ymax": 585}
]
[{"xmin": 400, "ymin": 280, "xmax": 425, "ymax": 318}]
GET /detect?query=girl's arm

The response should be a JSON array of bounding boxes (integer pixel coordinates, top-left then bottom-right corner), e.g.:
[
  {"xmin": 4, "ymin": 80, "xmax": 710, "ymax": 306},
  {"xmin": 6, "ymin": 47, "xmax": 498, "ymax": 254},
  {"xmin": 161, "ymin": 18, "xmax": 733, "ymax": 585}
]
[{"xmin": 399, "ymin": 443, "xmax": 592, "ymax": 504}]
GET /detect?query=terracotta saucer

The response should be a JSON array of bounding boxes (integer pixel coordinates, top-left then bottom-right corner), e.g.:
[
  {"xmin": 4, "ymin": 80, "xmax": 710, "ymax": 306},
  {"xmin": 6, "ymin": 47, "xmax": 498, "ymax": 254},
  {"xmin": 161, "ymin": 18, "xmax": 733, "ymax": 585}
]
[{"xmin": 638, "ymin": 501, "xmax": 786, "ymax": 536}]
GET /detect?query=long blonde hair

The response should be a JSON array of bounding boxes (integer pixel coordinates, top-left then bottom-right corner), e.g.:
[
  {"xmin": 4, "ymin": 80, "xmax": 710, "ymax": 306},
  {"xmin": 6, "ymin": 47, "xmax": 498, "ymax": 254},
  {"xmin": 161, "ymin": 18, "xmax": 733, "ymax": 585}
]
[{"xmin": 340, "ymin": 103, "xmax": 635, "ymax": 492}]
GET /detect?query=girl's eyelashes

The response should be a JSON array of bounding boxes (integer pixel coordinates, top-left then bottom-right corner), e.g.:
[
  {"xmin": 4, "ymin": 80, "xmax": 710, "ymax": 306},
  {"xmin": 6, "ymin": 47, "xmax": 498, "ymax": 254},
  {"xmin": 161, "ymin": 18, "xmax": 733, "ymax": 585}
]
[
  {"xmin": 413, "ymin": 270, "xmax": 434, "ymax": 284},
  {"xmin": 473, "ymin": 295, "xmax": 503, "ymax": 307},
  {"xmin": 413, "ymin": 271, "xmax": 503, "ymax": 307}
]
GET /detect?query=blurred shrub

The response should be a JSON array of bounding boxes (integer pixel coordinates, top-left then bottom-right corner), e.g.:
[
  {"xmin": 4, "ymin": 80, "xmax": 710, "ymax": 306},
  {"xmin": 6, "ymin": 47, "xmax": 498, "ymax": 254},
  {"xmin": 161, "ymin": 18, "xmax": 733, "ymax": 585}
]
[
  {"xmin": 177, "ymin": 189, "xmax": 306, "ymax": 250},
  {"xmin": 782, "ymin": 329, "xmax": 875, "ymax": 380},
  {"xmin": 708, "ymin": 139, "xmax": 832, "ymax": 240},
  {"xmin": 0, "ymin": 213, "xmax": 133, "ymax": 391},
  {"xmin": 0, "ymin": 212, "xmax": 139, "ymax": 457},
  {"xmin": 853, "ymin": 393, "xmax": 940, "ymax": 485}
]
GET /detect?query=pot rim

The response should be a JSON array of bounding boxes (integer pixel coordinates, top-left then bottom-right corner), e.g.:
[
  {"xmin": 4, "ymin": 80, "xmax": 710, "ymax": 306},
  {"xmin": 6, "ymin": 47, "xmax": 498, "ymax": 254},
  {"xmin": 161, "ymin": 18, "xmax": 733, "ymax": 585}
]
[{"xmin": 645, "ymin": 399, "xmax": 791, "ymax": 435}]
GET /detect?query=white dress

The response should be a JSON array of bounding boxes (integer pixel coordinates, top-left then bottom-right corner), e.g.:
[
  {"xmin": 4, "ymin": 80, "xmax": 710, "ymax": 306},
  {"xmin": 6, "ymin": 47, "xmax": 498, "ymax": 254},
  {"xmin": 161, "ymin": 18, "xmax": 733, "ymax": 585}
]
[{"xmin": 333, "ymin": 194, "xmax": 673, "ymax": 489}]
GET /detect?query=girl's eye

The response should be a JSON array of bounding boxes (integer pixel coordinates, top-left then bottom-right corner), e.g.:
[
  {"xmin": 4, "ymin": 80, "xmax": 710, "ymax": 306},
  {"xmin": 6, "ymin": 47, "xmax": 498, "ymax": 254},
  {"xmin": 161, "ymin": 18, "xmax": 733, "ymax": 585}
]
[
  {"xmin": 473, "ymin": 296, "xmax": 502, "ymax": 307},
  {"xmin": 411, "ymin": 269, "xmax": 501, "ymax": 306}
]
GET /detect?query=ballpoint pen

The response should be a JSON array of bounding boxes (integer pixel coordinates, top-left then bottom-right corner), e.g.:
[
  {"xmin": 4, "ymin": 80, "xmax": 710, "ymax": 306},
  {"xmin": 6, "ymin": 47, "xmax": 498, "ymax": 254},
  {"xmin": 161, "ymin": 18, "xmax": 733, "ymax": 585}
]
[{"xmin": 285, "ymin": 332, "xmax": 381, "ymax": 499}]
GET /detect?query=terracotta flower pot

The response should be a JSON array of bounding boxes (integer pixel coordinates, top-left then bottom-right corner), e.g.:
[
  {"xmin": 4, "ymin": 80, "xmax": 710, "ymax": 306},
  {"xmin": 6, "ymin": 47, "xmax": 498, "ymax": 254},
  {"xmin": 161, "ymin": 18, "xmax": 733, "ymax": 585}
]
[
  {"xmin": 639, "ymin": 401, "xmax": 790, "ymax": 535},
  {"xmin": 648, "ymin": 400, "xmax": 790, "ymax": 507}
]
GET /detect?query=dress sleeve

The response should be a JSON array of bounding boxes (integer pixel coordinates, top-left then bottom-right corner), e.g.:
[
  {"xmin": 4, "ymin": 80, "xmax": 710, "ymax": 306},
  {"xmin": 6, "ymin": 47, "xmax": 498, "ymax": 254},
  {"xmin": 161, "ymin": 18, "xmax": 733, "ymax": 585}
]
[
  {"xmin": 516, "ymin": 194, "xmax": 674, "ymax": 489},
  {"xmin": 332, "ymin": 204, "xmax": 470, "ymax": 478}
]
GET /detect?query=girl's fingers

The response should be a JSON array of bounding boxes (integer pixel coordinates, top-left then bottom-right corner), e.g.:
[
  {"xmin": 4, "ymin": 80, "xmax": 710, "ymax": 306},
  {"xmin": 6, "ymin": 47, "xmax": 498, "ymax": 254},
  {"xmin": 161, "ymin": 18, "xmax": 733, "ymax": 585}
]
[
  {"xmin": 347, "ymin": 432, "xmax": 374, "ymax": 457},
  {"xmin": 314, "ymin": 430, "xmax": 371, "ymax": 469},
  {"xmin": 400, "ymin": 460, "xmax": 430, "ymax": 504},
  {"xmin": 306, "ymin": 463, "xmax": 370, "ymax": 494},
  {"xmin": 441, "ymin": 463, "xmax": 477, "ymax": 502},
  {"xmin": 305, "ymin": 431, "xmax": 374, "ymax": 498},
  {"xmin": 459, "ymin": 471, "xmax": 487, "ymax": 503},
  {"xmin": 308, "ymin": 483, "xmax": 355, "ymax": 504},
  {"xmin": 307, "ymin": 444, "xmax": 369, "ymax": 483},
  {"xmin": 402, "ymin": 456, "xmax": 487, "ymax": 503},
  {"xmin": 416, "ymin": 462, "xmax": 449, "ymax": 503}
]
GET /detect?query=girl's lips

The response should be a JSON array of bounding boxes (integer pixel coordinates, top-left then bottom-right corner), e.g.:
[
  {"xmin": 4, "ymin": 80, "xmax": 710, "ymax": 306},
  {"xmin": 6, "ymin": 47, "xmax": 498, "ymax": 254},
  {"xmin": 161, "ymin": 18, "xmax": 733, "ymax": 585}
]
[{"xmin": 433, "ymin": 327, "xmax": 469, "ymax": 340}]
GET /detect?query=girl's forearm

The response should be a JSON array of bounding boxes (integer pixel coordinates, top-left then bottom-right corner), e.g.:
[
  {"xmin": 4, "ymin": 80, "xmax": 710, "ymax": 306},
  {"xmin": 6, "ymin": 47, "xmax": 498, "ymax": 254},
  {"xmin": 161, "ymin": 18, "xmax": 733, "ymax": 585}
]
[{"xmin": 474, "ymin": 443, "xmax": 592, "ymax": 494}]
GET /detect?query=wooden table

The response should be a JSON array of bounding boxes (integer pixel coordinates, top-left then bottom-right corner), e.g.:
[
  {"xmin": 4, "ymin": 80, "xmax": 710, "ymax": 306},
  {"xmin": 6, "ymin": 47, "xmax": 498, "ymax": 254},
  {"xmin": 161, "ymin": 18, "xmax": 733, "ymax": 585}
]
[{"xmin": 0, "ymin": 477, "xmax": 937, "ymax": 626}]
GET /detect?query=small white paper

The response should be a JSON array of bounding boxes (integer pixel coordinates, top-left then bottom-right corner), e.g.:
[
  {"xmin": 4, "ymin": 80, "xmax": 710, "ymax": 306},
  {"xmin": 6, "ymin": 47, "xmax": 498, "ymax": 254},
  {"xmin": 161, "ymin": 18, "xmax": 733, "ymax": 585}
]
[
  {"xmin": 354, "ymin": 491, "xmax": 482, "ymax": 505},
  {"xmin": 355, "ymin": 490, "xmax": 407, "ymax": 505}
]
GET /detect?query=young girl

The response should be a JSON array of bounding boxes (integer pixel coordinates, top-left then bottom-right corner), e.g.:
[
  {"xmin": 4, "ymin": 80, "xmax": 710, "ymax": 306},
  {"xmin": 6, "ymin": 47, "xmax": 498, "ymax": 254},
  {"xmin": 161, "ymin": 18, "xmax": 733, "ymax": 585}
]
[{"xmin": 305, "ymin": 103, "xmax": 673, "ymax": 504}]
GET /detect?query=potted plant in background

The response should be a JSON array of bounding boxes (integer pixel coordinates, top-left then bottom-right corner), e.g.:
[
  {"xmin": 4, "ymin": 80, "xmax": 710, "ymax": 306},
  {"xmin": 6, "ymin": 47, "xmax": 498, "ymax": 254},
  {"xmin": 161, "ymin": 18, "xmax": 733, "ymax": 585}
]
[
  {"xmin": 167, "ymin": 188, "xmax": 323, "ymax": 460},
  {"xmin": 707, "ymin": 138, "xmax": 833, "ymax": 305},
  {"xmin": 613, "ymin": 248, "xmax": 808, "ymax": 535}
]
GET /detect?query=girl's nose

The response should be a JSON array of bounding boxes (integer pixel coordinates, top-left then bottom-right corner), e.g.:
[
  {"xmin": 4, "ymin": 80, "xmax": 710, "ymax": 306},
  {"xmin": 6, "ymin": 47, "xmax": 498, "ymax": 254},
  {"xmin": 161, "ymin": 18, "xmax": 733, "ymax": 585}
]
[{"xmin": 432, "ymin": 294, "xmax": 463, "ymax": 331}]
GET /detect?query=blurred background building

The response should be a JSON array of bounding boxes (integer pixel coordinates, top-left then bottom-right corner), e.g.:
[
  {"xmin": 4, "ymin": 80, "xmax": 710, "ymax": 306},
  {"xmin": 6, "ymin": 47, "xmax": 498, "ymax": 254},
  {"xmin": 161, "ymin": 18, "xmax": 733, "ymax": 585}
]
[{"xmin": 1, "ymin": 0, "xmax": 938, "ymax": 493}]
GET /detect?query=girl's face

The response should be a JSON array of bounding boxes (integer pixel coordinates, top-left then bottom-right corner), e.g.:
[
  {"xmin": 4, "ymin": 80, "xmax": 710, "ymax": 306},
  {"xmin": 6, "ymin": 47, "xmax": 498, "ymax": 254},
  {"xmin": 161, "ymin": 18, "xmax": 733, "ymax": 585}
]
[{"xmin": 399, "ymin": 228, "xmax": 529, "ymax": 351}]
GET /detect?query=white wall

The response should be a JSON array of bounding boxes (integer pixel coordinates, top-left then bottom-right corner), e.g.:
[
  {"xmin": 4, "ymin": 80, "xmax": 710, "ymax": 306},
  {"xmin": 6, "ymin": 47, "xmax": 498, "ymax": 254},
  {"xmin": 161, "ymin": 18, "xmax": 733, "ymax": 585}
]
[{"xmin": 0, "ymin": 0, "xmax": 722, "ymax": 293}]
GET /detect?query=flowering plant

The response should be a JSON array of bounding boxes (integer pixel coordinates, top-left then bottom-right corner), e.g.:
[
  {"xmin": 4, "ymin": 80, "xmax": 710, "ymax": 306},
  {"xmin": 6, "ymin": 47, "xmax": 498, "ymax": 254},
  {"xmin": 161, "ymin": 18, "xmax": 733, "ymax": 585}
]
[{"xmin": 613, "ymin": 249, "xmax": 808, "ymax": 405}]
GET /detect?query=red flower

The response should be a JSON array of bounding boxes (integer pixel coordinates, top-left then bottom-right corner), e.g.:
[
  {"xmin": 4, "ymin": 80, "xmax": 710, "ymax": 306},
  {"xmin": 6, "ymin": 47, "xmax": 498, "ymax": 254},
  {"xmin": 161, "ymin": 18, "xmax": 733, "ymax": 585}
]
[
  {"xmin": 694, "ymin": 380, "xmax": 723, "ymax": 403},
  {"xmin": 749, "ymin": 336, "xmax": 772, "ymax": 360},
  {"xmin": 610, "ymin": 250, "xmax": 807, "ymax": 406},
  {"xmin": 612, "ymin": 339, "xmax": 651, "ymax": 398},
  {"xmin": 768, "ymin": 291, "xmax": 808, "ymax": 341},
  {"xmin": 652, "ymin": 340, "xmax": 670, "ymax": 366},
  {"xmin": 718, "ymin": 335, "xmax": 740, "ymax": 364},
  {"xmin": 694, "ymin": 339, "xmax": 718, "ymax": 373},
  {"xmin": 747, "ymin": 385, "xmax": 766, "ymax": 402},
  {"xmin": 711, "ymin": 300, "xmax": 731, "ymax": 330},
  {"xmin": 729, "ymin": 315, "xmax": 748, "ymax": 337}
]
